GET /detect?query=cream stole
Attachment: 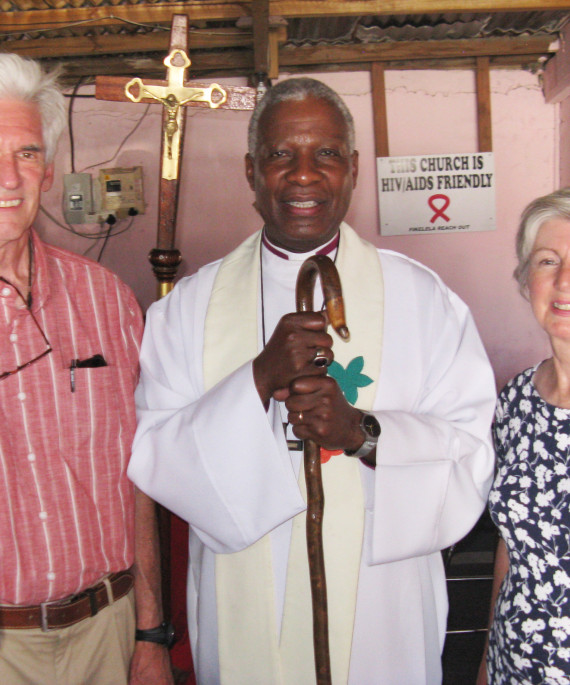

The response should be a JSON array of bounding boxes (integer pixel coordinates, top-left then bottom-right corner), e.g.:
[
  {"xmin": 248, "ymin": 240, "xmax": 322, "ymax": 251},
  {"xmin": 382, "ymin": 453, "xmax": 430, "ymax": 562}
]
[{"xmin": 203, "ymin": 223, "xmax": 384, "ymax": 684}]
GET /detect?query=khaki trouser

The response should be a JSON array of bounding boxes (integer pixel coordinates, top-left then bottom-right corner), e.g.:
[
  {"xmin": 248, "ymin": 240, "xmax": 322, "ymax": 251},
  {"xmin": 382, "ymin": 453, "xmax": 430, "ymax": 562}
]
[{"xmin": 0, "ymin": 588, "xmax": 135, "ymax": 684}]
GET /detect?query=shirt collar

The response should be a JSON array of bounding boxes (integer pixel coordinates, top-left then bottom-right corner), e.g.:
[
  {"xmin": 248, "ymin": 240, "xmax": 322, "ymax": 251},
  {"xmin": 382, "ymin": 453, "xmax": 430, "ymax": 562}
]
[{"xmin": 261, "ymin": 230, "xmax": 339, "ymax": 262}]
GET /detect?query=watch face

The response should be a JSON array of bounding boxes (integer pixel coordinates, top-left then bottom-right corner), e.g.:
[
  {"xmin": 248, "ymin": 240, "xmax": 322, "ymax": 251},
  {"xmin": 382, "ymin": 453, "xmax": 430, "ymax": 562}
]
[{"xmin": 363, "ymin": 414, "xmax": 381, "ymax": 438}]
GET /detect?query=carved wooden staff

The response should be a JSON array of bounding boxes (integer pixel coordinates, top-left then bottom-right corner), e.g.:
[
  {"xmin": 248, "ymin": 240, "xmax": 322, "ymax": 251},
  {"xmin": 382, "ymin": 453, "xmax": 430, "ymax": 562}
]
[{"xmin": 295, "ymin": 254, "xmax": 350, "ymax": 685}]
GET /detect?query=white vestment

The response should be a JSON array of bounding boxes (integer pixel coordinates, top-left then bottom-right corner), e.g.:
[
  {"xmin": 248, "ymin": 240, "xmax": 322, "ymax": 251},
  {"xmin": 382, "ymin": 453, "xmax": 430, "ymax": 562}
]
[{"xmin": 129, "ymin": 224, "xmax": 496, "ymax": 685}]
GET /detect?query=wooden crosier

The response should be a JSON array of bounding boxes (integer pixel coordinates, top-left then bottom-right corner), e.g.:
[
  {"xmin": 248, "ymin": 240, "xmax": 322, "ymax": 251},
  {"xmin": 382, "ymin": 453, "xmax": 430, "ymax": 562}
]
[{"xmin": 296, "ymin": 255, "xmax": 350, "ymax": 685}]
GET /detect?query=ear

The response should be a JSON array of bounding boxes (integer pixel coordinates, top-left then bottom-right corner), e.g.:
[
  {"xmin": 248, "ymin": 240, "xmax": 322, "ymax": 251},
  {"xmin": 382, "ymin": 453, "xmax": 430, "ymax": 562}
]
[
  {"xmin": 351, "ymin": 151, "xmax": 359, "ymax": 189},
  {"xmin": 41, "ymin": 163, "xmax": 54, "ymax": 193},
  {"xmin": 245, "ymin": 153, "xmax": 256, "ymax": 191}
]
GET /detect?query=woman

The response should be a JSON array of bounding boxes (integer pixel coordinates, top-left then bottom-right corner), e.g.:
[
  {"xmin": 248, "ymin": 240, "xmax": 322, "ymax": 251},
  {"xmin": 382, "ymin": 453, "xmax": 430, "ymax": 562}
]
[{"xmin": 478, "ymin": 188, "xmax": 570, "ymax": 685}]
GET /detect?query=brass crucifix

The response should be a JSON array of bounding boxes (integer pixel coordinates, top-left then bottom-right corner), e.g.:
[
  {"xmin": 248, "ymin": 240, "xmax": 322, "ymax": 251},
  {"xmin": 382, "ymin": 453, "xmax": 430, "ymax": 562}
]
[
  {"xmin": 95, "ymin": 14, "xmax": 257, "ymax": 297},
  {"xmin": 124, "ymin": 48, "xmax": 227, "ymax": 180}
]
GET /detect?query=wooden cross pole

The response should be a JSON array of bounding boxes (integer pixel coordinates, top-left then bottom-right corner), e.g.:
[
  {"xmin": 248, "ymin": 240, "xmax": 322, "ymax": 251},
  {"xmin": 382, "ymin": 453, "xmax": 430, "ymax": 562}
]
[
  {"xmin": 95, "ymin": 13, "xmax": 257, "ymax": 298},
  {"xmin": 95, "ymin": 14, "xmax": 259, "ymax": 639}
]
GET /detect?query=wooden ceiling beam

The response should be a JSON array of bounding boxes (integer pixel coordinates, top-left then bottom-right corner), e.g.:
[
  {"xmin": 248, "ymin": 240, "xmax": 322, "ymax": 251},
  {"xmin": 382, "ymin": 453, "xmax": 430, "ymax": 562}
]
[
  {"xmin": 271, "ymin": 0, "xmax": 570, "ymax": 14},
  {"xmin": 8, "ymin": 34, "xmax": 555, "ymax": 64},
  {"xmin": 278, "ymin": 35, "xmax": 557, "ymax": 66},
  {"xmin": 52, "ymin": 52, "xmax": 549, "ymax": 83},
  {"xmin": 4, "ymin": 26, "xmax": 287, "ymax": 59},
  {"xmin": 2, "ymin": 0, "xmax": 570, "ymax": 34}
]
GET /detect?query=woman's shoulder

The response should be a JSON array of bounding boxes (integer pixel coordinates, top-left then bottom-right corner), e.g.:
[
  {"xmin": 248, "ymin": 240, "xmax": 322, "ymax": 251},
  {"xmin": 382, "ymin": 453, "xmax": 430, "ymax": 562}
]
[
  {"xmin": 493, "ymin": 367, "xmax": 540, "ymax": 460},
  {"xmin": 498, "ymin": 365, "xmax": 538, "ymax": 401},
  {"xmin": 494, "ymin": 365, "xmax": 539, "ymax": 424}
]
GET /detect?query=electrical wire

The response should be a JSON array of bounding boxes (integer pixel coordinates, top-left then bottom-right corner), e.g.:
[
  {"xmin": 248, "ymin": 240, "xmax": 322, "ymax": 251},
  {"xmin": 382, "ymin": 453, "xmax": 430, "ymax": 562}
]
[
  {"xmin": 57, "ymin": 83, "xmax": 146, "ymax": 250},
  {"xmin": 96, "ymin": 221, "xmax": 115, "ymax": 262},
  {"xmin": 84, "ymin": 217, "xmax": 135, "ymax": 260},
  {"xmin": 0, "ymin": 16, "xmax": 170, "ymax": 37},
  {"xmin": 68, "ymin": 77, "xmax": 85, "ymax": 174},
  {"xmin": 39, "ymin": 206, "xmax": 135, "ymax": 241},
  {"xmin": 0, "ymin": 16, "xmax": 247, "ymax": 38},
  {"xmin": 79, "ymin": 103, "xmax": 151, "ymax": 172}
]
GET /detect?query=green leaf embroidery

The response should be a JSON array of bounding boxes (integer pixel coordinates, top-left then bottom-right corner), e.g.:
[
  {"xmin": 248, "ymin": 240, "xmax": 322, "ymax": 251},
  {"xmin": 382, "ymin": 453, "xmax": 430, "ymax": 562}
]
[{"xmin": 328, "ymin": 356, "xmax": 373, "ymax": 406}]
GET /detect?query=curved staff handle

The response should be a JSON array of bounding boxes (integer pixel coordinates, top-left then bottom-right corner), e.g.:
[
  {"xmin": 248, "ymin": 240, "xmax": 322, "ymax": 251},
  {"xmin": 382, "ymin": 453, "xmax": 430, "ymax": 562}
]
[{"xmin": 295, "ymin": 254, "xmax": 350, "ymax": 685}]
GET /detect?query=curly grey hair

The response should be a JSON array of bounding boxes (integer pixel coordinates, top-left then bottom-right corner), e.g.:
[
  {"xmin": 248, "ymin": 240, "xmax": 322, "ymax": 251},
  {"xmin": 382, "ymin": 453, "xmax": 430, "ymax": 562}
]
[
  {"xmin": 247, "ymin": 77, "xmax": 355, "ymax": 156},
  {"xmin": 515, "ymin": 187, "xmax": 570, "ymax": 294},
  {"xmin": 0, "ymin": 54, "xmax": 66, "ymax": 163}
]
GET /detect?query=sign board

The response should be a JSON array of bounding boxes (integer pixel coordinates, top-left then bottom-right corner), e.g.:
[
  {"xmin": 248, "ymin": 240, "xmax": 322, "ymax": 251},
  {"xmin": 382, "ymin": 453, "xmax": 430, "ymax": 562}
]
[{"xmin": 377, "ymin": 153, "xmax": 496, "ymax": 236}]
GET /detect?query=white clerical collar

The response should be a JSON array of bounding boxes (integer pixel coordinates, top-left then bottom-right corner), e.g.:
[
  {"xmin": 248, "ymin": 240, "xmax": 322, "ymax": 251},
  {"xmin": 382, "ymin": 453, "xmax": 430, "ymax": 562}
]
[{"xmin": 261, "ymin": 230, "xmax": 339, "ymax": 262}]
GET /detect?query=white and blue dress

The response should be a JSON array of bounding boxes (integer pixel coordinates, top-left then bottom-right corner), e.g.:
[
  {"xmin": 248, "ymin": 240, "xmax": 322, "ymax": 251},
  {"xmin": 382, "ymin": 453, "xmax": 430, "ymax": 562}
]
[{"xmin": 489, "ymin": 364, "xmax": 570, "ymax": 685}]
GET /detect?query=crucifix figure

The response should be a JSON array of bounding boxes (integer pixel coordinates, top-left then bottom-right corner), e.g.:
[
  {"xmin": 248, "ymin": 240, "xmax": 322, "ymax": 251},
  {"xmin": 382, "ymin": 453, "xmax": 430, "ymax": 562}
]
[{"xmin": 95, "ymin": 14, "xmax": 258, "ymax": 297}]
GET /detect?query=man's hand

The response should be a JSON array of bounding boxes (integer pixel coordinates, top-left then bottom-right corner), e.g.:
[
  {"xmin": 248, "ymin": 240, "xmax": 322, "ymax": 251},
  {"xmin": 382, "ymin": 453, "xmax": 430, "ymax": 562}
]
[
  {"xmin": 253, "ymin": 312, "xmax": 333, "ymax": 407},
  {"xmin": 129, "ymin": 641, "xmax": 174, "ymax": 684},
  {"xmin": 285, "ymin": 375, "xmax": 364, "ymax": 453}
]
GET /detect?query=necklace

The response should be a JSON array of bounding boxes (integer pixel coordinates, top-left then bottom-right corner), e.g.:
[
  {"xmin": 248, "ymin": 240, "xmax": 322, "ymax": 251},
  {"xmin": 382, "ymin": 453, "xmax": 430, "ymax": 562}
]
[{"xmin": 27, "ymin": 237, "xmax": 33, "ymax": 309}]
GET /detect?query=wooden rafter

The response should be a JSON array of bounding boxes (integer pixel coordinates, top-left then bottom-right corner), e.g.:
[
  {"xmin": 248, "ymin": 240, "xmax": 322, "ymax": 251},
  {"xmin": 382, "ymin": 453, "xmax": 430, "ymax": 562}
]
[
  {"xmin": 252, "ymin": 0, "xmax": 270, "ymax": 75},
  {"xmin": 278, "ymin": 35, "xmax": 558, "ymax": 66},
  {"xmin": 4, "ymin": 35, "xmax": 557, "ymax": 68},
  {"xmin": 4, "ymin": 26, "xmax": 287, "ymax": 60},
  {"xmin": 476, "ymin": 56, "xmax": 493, "ymax": 152},
  {"xmin": 2, "ymin": 0, "xmax": 570, "ymax": 34},
  {"xmin": 371, "ymin": 63, "xmax": 389, "ymax": 157}
]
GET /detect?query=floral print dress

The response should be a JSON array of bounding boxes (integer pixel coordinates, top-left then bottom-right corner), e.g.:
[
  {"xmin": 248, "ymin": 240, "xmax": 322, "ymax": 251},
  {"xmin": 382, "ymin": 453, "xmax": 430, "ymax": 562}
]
[{"xmin": 488, "ymin": 365, "xmax": 570, "ymax": 684}]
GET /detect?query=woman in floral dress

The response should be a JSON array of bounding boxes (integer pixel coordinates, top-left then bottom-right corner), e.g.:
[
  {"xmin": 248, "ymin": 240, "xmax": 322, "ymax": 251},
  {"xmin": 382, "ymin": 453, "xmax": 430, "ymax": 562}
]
[{"xmin": 477, "ymin": 189, "xmax": 570, "ymax": 685}]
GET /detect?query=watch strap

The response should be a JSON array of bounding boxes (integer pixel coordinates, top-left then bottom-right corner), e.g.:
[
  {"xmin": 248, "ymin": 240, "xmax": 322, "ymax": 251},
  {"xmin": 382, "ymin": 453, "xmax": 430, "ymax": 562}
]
[
  {"xmin": 345, "ymin": 412, "xmax": 380, "ymax": 458},
  {"xmin": 135, "ymin": 621, "xmax": 176, "ymax": 648}
]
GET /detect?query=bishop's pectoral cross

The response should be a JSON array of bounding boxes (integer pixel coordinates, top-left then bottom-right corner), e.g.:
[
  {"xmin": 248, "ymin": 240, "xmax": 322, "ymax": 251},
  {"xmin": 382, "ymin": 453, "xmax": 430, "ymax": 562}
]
[{"xmin": 95, "ymin": 14, "xmax": 258, "ymax": 297}]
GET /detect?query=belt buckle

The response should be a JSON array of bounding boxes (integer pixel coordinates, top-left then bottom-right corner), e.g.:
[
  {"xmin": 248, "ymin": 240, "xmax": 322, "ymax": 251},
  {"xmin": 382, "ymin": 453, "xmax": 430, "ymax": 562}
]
[{"xmin": 40, "ymin": 598, "xmax": 64, "ymax": 632}]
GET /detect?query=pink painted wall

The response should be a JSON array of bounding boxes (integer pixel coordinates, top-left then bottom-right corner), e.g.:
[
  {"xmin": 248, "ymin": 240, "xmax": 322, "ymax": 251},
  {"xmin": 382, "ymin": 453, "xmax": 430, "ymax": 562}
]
[
  {"xmin": 562, "ymin": 97, "xmax": 570, "ymax": 185},
  {"xmin": 36, "ymin": 68, "xmax": 560, "ymax": 390}
]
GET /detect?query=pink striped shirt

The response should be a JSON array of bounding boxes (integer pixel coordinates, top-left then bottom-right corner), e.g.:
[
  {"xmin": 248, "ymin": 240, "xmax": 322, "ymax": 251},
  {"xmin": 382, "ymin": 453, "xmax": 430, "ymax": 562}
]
[{"xmin": 0, "ymin": 231, "xmax": 143, "ymax": 604}]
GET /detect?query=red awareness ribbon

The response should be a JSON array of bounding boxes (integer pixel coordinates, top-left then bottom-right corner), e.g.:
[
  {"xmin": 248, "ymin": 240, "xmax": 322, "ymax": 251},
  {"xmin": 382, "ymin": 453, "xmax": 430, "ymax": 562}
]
[{"xmin": 428, "ymin": 194, "xmax": 451, "ymax": 223}]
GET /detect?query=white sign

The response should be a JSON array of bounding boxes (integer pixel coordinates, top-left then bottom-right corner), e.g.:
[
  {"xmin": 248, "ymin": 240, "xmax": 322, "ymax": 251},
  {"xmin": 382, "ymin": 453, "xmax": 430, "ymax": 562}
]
[{"xmin": 377, "ymin": 153, "xmax": 496, "ymax": 236}]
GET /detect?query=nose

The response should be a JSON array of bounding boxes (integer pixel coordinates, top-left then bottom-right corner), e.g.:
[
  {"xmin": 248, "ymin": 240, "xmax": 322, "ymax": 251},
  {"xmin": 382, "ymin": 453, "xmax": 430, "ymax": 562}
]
[
  {"xmin": 286, "ymin": 152, "xmax": 321, "ymax": 185},
  {"xmin": 0, "ymin": 154, "xmax": 21, "ymax": 190},
  {"xmin": 556, "ymin": 262, "xmax": 570, "ymax": 290}
]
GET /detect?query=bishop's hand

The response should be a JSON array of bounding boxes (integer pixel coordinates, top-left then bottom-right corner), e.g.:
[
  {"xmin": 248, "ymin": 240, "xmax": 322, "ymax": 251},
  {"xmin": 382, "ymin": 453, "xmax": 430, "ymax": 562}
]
[
  {"xmin": 253, "ymin": 311, "xmax": 333, "ymax": 408},
  {"xmin": 285, "ymin": 375, "xmax": 364, "ymax": 453}
]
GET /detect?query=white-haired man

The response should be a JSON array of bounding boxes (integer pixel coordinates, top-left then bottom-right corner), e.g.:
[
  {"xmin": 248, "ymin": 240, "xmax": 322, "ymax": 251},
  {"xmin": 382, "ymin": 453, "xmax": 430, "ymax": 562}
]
[{"xmin": 0, "ymin": 54, "xmax": 173, "ymax": 684}]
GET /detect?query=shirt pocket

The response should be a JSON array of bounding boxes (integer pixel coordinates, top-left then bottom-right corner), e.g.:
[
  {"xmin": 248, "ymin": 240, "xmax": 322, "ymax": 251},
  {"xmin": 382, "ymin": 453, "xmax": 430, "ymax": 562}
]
[{"xmin": 56, "ymin": 363, "xmax": 133, "ymax": 469}]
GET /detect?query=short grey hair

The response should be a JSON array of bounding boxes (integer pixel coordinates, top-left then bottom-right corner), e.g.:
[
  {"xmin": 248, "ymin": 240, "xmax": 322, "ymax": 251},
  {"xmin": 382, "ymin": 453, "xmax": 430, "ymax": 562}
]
[
  {"xmin": 515, "ymin": 187, "xmax": 570, "ymax": 294},
  {"xmin": 247, "ymin": 77, "xmax": 355, "ymax": 156},
  {"xmin": 0, "ymin": 54, "xmax": 66, "ymax": 163}
]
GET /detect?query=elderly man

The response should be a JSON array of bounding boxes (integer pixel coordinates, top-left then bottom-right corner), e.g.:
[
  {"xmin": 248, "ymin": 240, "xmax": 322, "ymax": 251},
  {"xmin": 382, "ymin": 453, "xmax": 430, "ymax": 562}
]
[
  {"xmin": 129, "ymin": 77, "xmax": 496, "ymax": 684},
  {"xmin": 0, "ymin": 54, "xmax": 173, "ymax": 684}
]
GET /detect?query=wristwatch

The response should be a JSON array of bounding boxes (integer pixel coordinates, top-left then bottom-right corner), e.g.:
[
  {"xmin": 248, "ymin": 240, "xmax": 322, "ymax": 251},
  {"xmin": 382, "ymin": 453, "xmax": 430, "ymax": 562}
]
[
  {"xmin": 345, "ymin": 412, "xmax": 381, "ymax": 458},
  {"xmin": 135, "ymin": 621, "xmax": 176, "ymax": 648}
]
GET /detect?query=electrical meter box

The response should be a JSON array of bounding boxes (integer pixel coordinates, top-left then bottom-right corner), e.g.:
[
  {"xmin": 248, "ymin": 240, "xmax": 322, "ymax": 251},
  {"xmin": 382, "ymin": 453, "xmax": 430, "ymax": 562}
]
[
  {"xmin": 63, "ymin": 166, "xmax": 145, "ymax": 224},
  {"xmin": 99, "ymin": 166, "xmax": 145, "ymax": 220},
  {"xmin": 63, "ymin": 173, "xmax": 93, "ymax": 224}
]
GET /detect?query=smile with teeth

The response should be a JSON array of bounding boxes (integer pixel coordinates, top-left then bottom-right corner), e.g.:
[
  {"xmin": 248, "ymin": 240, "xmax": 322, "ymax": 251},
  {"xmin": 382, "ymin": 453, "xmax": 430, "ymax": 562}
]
[
  {"xmin": 0, "ymin": 199, "xmax": 22, "ymax": 208},
  {"xmin": 286, "ymin": 200, "xmax": 319, "ymax": 208},
  {"xmin": 553, "ymin": 302, "xmax": 570, "ymax": 311}
]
